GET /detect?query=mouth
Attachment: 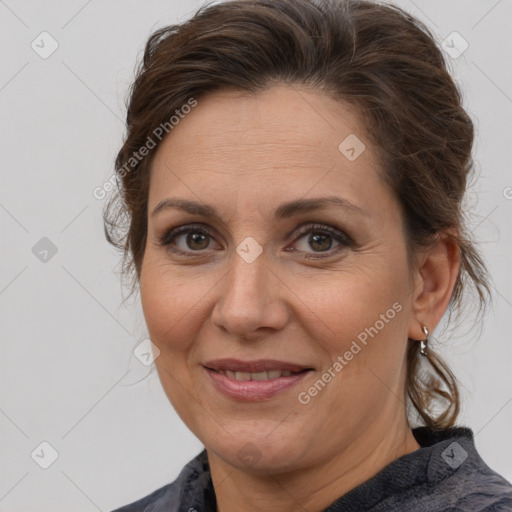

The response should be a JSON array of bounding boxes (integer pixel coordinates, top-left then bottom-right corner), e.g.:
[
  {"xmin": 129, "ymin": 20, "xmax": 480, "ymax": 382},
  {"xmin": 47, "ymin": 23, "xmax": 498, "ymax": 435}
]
[
  {"xmin": 202, "ymin": 359, "xmax": 314, "ymax": 401},
  {"xmin": 204, "ymin": 358, "xmax": 313, "ymax": 376},
  {"xmin": 209, "ymin": 368, "xmax": 308, "ymax": 381}
]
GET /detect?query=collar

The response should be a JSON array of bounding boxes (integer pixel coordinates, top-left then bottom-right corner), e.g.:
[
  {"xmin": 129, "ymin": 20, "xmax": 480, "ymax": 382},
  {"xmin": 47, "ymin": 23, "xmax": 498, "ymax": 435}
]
[{"xmin": 172, "ymin": 426, "xmax": 479, "ymax": 511}]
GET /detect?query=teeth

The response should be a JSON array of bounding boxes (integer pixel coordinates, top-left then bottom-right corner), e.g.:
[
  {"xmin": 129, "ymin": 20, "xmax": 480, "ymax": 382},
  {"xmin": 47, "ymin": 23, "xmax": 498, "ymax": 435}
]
[
  {"xmin": 251, "ymin": 371, "xmax": 268, "ymax": 381},
  {"xmin": 218, "ymin": 369, "xmax": 298, "ymax": 381}
]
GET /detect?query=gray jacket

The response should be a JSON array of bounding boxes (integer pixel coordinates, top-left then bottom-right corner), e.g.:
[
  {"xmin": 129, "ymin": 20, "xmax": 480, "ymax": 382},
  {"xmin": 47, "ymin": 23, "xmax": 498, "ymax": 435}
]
[{"xmin": 112, "ymin": 426, "xmax": 512, "ymax": 511}]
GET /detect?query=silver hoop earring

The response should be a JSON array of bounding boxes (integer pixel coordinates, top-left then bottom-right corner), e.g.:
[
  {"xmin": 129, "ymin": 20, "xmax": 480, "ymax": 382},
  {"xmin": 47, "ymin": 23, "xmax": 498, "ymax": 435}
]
[{"xmin": 420, "ymin": 325, "xmax": 429, "ymax": 357}]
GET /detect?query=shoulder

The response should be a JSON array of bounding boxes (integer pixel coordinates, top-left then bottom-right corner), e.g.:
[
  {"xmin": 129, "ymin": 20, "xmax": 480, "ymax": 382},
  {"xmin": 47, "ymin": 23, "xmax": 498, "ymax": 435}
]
[
  {"xmin": 110, "ymin": 449, "xmax": 213, "ymax": 512},
  {"xmin": 110, "ymin": 481, "xmax": 177, "ymax": 512},
  {"xmin": 444, "ymin": 459, "xmax": 512, "ymax": 511},
  {"xmin": 418, "ymin": 426, "xmax": 512, "ymax": 511}
]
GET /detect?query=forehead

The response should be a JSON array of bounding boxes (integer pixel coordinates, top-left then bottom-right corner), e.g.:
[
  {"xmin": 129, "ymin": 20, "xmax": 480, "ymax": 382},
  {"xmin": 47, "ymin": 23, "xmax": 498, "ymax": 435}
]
[
  {"xmin": 148, "ymin": 85, "xmax": 391, "ymax": 218},
  {"xmin": 153, "ymin": 85, "xmax": 370, "ymax": 164}
]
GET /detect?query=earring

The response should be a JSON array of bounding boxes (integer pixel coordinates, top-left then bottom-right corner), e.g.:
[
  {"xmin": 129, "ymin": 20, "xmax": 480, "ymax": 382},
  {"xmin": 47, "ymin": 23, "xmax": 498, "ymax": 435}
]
[{"xmin": 420, "ymin": 325, "xmax": 429, "ymax": 357}]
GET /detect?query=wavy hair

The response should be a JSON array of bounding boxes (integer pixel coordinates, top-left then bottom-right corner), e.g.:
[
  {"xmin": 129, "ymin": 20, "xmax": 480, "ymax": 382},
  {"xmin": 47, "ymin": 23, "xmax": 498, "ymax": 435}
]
[{"xmin": 104, "ymin": 0, "xmax": 491, "ymax": 429}]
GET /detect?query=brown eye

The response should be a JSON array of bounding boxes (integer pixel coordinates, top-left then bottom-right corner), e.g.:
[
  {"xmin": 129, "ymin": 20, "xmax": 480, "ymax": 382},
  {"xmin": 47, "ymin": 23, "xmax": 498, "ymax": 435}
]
[
  {"xmin": 307, "ymin": 232, "xmax": 333, "ymax": 252},
  {"xmin": 288, "ymin": 223, "xmax": 352, "ymax": 258},
  {"xmin": 158, "ymin": 225, "xmax": 220, "ymax": 256},
  {"xmin": 184, "ymin": 231, "xmax": 210, "ymax": 251}
]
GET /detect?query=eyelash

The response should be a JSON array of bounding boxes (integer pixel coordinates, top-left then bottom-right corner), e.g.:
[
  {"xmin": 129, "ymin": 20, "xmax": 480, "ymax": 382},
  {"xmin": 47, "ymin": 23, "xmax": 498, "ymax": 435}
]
[{"xmin": 157, "ymin": 223, "xmax": 353, "ymax": 259}]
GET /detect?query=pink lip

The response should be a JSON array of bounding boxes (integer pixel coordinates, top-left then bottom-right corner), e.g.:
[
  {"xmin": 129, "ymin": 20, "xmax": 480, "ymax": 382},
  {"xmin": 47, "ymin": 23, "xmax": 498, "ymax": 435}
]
[
  {"xmin": 205, "ymin": 368, "xmax": 310, "ymax": 401},
  {"xmin": 203, "ymin": 358, "xmax": 312, "ymax": 373}
]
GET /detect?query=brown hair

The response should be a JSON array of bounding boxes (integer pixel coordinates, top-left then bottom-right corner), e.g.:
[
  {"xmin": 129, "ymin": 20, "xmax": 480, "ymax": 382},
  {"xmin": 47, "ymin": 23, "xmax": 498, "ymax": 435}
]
[{"xmin": 105, "ymin": 0, "xmax": 491, "ymax": 430}]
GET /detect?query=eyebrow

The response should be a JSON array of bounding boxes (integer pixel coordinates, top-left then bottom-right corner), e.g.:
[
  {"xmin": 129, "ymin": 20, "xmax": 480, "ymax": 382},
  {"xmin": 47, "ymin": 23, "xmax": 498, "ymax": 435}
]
[{"xmin": 151, "ymin": 196, "xmax": 369, "ymax": 221}]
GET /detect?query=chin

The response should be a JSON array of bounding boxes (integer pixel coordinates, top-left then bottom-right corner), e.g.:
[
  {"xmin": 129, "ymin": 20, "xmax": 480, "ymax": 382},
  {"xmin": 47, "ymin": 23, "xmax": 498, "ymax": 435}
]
[{"xmin": 205, "ymin": 430, "xmax": 309, "ymax": 474}]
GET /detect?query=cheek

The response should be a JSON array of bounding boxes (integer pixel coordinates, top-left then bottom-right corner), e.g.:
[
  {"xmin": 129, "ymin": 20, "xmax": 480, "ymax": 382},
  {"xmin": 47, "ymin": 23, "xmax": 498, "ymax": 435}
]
[
  {"xmin": 295, "ymin": 269, "xmax": 407, "ymax": 342},
  {"xmin": 298, "ymin": 277, "xmax": 411, "ymax": 412},
  {"xmin": 139, "ymin": 259, "xmax": 201, "ymax": 352},
  {"xmin": 139, "ymin": 255, "xmax": 239, "ymax": 374},
  {"xmin": 296, "ymin": 267, "xmax": 412, "ymax": 405},
  {"xmin": 139, "ymin": 262, "xmax": 207, "ymax": 419}
]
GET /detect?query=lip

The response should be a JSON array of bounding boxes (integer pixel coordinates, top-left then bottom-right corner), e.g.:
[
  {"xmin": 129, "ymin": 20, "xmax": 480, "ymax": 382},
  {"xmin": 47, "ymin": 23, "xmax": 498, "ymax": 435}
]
[
  {"xmin": 202, "ymin": 359, "xmax": 313, "ymax": 401},
  {"xmin": 203, "ymin": 358, "xmax": 313, "ymax": 373}
]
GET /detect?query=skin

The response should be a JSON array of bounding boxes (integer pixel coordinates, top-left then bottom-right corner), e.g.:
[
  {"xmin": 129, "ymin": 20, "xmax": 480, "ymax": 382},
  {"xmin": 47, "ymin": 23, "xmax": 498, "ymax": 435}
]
[{"xmin": 139, "ymin": 85, "xmax": 460, "ymax": 512}]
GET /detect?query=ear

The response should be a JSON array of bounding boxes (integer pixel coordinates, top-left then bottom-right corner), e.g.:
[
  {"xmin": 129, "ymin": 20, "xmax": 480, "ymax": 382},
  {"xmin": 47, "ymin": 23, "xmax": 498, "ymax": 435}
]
[{"xmin": 407, "ymin": 231, "xmax": 460, "ymax": 340}]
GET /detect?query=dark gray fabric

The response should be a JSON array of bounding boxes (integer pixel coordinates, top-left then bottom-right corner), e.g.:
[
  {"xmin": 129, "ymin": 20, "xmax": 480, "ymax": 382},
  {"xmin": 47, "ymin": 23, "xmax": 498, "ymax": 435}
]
[{"xmin": 111, "ymin": 426, "xmax": 512, "ymax": 511}]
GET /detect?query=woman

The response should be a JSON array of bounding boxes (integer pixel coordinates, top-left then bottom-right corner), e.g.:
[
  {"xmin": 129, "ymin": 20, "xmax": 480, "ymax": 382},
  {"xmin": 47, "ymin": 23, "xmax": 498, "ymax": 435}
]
[{"xmin": 107, "ymin": 0, "xmax": 512, "ymax": 510}]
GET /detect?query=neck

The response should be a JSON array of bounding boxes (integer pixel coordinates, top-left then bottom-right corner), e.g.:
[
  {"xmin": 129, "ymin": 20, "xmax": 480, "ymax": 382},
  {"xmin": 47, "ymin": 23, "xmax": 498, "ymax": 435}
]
[{"xmin": 208, "ymin": 412, "xmax": 421, "ymax": 512}]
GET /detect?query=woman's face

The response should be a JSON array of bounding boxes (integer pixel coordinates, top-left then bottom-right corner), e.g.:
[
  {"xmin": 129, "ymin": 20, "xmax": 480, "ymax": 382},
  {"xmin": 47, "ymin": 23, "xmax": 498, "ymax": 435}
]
[{"xmin": 140, "ymin": 85, "xmax": 420, "ymax": 472}]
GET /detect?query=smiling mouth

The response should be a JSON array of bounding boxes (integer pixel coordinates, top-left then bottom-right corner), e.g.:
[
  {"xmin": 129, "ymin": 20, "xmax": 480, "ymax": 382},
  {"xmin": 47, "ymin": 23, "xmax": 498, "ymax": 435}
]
[
  {"xmin": 203, "ymin": 363, "xmax": 313, "ymax": 401},
  {"xmin": 204, "ymin": 358, "xmax": 313, "ymax": 373},
  {"xmin": 209, "ymin": 368, "xmax": 310, "ymax": 381}
]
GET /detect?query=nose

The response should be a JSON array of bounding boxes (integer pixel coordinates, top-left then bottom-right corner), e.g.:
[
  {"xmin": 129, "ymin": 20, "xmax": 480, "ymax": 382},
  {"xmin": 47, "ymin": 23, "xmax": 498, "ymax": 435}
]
[{"xmin": 210, "ymin": 250, "xmax": 289, "ymax": 342}]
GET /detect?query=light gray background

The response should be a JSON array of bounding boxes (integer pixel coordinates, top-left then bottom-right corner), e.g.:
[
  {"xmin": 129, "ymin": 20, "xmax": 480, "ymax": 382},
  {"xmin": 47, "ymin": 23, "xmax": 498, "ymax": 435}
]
[{"xmin": 1, "ymin": 1, "xmax": 511, "ymax": 510}]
